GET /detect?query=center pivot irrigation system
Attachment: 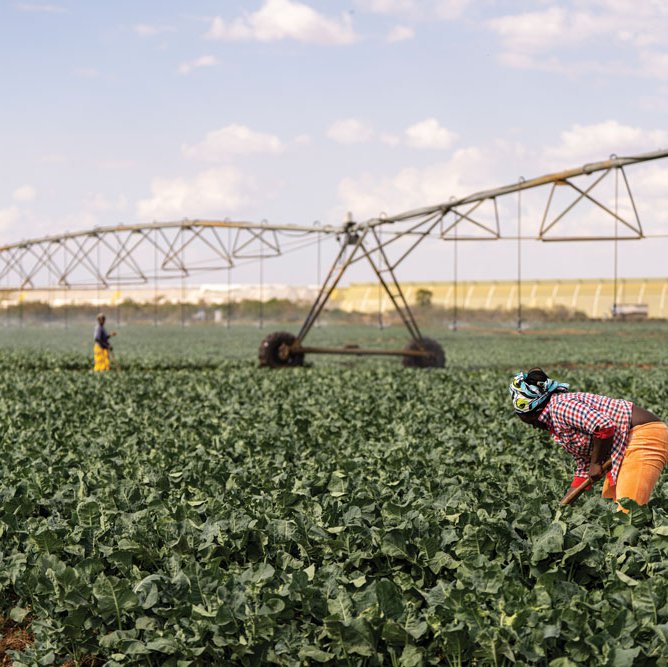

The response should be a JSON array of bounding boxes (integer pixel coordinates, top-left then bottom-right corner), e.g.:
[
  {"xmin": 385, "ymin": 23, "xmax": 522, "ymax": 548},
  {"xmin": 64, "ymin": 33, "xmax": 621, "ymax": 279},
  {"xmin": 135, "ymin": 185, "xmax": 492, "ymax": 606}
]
[
  {"xmin": 1, "ymin": 149, "xmax": 667, "ymax": 368},
  {"xmin": 259, "ymin": 149, "xmax": 668, "ymax": 368}
]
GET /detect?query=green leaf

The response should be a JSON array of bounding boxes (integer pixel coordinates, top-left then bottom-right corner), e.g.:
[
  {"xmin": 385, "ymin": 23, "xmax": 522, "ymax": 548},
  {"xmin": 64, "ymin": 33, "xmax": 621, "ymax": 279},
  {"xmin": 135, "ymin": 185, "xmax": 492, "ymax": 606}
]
[
  {"xmin": 382, "ymin": 620, "xmax": 409, "ymax": 645},
  {"xmin": 376, "ymin": 579, "xmax": 404, "ymax": 620},
  {"xmin": 327, "ymin": 591, "xmax": 353, "ymax": 622},
  {"xmin": 610, "ymin": 646, "xmax": 641, "ymax": 667},
  {"xmin": 654, "ymin": 624, "xmax": 668, "ymax": 643},
  {"xmin": 531, "ymin": 522, "xmax": 565, "ymax": 562},
  {"xmin": 326, "ymin": 617, "xmax": 376, "ymax": 657},
  {"xmin": 248, "ymin": 563, "xmax": 275, "ymax": 584},
  {"xmin": 328, "ymin": 471, "xmax": 348, "ymax": 497},
  {"xmin": 76, "ymin": 499, "xmax": 102, "ymax": 526},
  {"xmin": 93, "ymin": 575, "xmax": 139, "ymax": 627},
  {"xmin": 381, "ymin": 530, "xmax": 412, "ymax": 560},
  {"xmin": 299, "ymin": 646, "xmax": 334, "ymax": 662},
  {"xmin": 192, "ymin": 604, "xmax": 217, "ymax": 619},
  {"xmin": 146, "ymin": 638, "xmax": 179, "ymax": 654},
  {"xmin": 133, "ymin": 575, "xmax": 161, "ymax": 610},
  {"xmin": 400, "ymin": 644, "xmax": 424, "ymax": 667},
  {"xmin": 9, "ymin": 607, "xmax": 30, "ymax": 623},
  {"xmin": 632, "ymin": 582, "xmax": 658, "ymax": 626},
  {"xmin": 258, "ymin": 598, "xmax": 285, "ymax": 615},
  {"xmin": 30, "ymin": 528, "xmax": 62, "ymax": 554},
  {"xmin": 615, "ymin": 570, "xmax": 638, "ymax": 587}
]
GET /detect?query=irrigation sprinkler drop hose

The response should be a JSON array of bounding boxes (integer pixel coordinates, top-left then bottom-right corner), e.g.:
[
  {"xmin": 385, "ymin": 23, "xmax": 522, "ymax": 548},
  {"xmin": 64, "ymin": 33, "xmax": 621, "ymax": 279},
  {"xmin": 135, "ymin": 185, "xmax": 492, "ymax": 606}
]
[{"xmin": 559, "ymin": 459, "xmax": 612, "ymax": 506}]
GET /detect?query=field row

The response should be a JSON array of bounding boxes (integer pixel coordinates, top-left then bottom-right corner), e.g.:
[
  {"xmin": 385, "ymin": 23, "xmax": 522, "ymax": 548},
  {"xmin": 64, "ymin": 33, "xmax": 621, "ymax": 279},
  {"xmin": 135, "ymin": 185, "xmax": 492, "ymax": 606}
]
[{"xmin": 0, "ymin": 360, "xmax": 667, "ymax": 663}]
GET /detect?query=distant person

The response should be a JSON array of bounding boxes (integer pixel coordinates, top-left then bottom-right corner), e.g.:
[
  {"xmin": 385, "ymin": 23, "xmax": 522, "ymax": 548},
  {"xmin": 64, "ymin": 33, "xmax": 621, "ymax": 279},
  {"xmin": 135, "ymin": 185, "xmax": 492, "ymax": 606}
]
[
  {"xmin": 93, "ymin": 313, "xmax": 116, "ymax": 372},
  {"xmin": 509, "ymin": 368, "xmax": 668, "ymax": 508}
]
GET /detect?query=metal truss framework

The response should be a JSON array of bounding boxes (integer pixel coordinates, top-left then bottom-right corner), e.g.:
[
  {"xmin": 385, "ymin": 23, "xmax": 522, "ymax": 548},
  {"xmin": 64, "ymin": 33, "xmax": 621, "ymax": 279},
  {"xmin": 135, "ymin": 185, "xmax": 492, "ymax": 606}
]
[
  {"xmin": 292, "ymin": 149, "xmax": 668, "ymax": 355},
  {"xmin": 0, "ymin": 220, "xmax": 339, "ymax": 290},
  {"xmin": 2, "ymin": 149, "xmax": 667, "ymax": 363}
]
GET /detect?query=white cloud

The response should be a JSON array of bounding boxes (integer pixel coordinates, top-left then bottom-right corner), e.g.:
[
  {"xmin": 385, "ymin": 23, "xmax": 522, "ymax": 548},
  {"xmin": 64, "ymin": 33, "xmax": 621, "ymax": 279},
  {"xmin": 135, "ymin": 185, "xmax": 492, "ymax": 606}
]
[
  {"xmin": 487, "ymin": 3, "xmax": 668, "ymax": 78},
  {"xmin": 136, "ymin": 168, "xmax": 257, "ymax": 220},
  {"xmin": 381, "ymin": 133, "xmax": 401, "ymax": 147},
  {"xmin": 635, "ymin": 164, "xmax": 668, "ymax": 204},
  {"xmin": 73, "ymin": 67, "xmax": 100, "ymax": 79},
  {"xmin": 336, "ymin": 147, "xmax": 494, "ymax": 220},
  {"xmin": 83, "ymin": 193, "xmax": 128, "ymax": 213},
  {"xmin": 177, "ymin": 55, "xmax": 219, "ymax": 76},
  {"xmin": 405, "ymin": 118, "xmax": 457, "ymax": 149},
  {"xmin": 488, "ymin": 8, "xmax": 581, "ymax": 55},
  {"xmin": 639, "ymin": 50, "xmax": 668, "ymax": 80},
  {"xmin": 206, "ymin": 0, "xmax": 357, "ymax": 45},
  {"xmin": 39, "ymin": 154, "xmax": 67, "ymax": 164},
  {"xmin": 326, "ymin": 118, "xmax": 457, "ymax": 148},
  {"xmin": 0, "ymin": 206, "xmax": 21, "ymax": 232},
  {"xmin": 356, "ymin": 0, "xmax": 470, "ymax": 20},
  {"xmin": 360, "ymin": 0, "xmax": 418, "ymax": 15},
  {"xmin": 543, "ymin": 120, "xmax": 668, "ymax": 166},
  {"xmin": 433, "ymin": 0, "xmax": 471, "ymax": 20},
  {"xmin": 327, "ymin": 118, "xmax": 374, "ymax": 144},
  {"xmin": 96, "ymin": 159, "xmax": 136, "ymax": 170},
  {"xmin": 133, "ymin": 24, "xmax": 175, "ymax": 38},
  {"xmin": 183, "ymin": 125, "xmax": 284, "ymax": 161},
  {"xmin": 639, "ymin": 86, "xmax": 668, "ymax": 112},
  {"xmin": 387, "ymin": 25, "xmax": 414, "ymax": 42},
  {"xmin": 13, "ymin": 185, "xmax": 36, "ymax": 203},
  {"xmin": 15, "ymin": 3, "xmax": 66, "ymax": 13}
]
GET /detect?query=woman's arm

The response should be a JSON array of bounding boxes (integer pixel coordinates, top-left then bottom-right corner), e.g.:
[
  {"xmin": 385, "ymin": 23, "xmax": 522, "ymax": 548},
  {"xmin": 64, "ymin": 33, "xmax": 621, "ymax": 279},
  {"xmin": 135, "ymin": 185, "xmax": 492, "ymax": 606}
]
[
  {"xmin": 551, "ymin": 399, "xmax": 616, "ymax": 481},
  {"xmin": 631, "ymin": 404, "xmax": 661, "ymax": 427},
  {"xmin": 588, "ymin": 426, "xmax": 614, "ymax": 480},
  {"xmin": 589, "ymin": 438, "xmax": 612, "ymax": 480}
]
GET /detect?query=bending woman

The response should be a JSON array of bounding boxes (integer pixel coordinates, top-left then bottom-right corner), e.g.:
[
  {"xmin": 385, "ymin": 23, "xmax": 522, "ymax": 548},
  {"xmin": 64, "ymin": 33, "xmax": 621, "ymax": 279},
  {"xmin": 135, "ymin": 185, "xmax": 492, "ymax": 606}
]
[{"xmin": 509, "ymin": 368, "xmax": 668, "ymax": 506}]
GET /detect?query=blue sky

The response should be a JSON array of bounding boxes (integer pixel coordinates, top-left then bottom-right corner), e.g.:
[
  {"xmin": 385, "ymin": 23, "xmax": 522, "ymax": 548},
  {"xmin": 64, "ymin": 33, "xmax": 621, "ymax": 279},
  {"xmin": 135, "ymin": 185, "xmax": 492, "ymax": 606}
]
[{"xmin": 2, "ymin": 0, "xmax": 668, "ymax": 285}]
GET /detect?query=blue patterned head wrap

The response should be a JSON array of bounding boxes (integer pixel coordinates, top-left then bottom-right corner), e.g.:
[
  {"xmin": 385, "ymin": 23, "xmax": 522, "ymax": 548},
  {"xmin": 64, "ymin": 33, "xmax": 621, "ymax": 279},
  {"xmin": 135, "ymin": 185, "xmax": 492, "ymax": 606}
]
[{"xmin": 509, "ymin": 370, "xmax": 569, "ymax": 414}]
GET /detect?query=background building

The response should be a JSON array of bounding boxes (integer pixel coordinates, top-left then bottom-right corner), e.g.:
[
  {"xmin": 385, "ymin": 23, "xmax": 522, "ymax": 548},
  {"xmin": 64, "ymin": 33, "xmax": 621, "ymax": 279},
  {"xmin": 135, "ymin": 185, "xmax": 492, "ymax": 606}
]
[{"xmin": 1, "ymin": 277, "xmax": 664, "ymax": 319}]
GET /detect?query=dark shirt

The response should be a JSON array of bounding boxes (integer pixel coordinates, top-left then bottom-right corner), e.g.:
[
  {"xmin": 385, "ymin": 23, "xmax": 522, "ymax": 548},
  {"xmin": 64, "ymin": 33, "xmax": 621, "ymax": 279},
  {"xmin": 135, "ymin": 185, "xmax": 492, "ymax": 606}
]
[{"xmin": 94, "ymin": 324, "xmax": 110, "ymax": 349}]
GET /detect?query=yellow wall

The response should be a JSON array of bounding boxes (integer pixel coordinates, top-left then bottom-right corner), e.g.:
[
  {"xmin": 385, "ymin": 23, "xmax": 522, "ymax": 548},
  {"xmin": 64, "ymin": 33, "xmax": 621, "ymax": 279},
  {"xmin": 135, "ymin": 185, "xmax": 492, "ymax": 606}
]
[
  {"xmin": 330, "ymin": 278, "xmax": 668, "ymax": 318},
  {"xmin": 4, "ymin": 279, "xmax": 668, "ymax": 319}
]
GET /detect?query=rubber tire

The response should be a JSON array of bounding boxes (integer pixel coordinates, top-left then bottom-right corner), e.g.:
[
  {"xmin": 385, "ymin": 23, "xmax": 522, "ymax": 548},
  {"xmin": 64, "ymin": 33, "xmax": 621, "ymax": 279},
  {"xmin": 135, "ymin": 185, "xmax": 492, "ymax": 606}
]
[
  {"xmin": 402, "ymin": 337, "xmax": 445, "ymax": 368},
  {"xmin": 258, "ymin": 331, "xmax": 305, "ymax": 368}
]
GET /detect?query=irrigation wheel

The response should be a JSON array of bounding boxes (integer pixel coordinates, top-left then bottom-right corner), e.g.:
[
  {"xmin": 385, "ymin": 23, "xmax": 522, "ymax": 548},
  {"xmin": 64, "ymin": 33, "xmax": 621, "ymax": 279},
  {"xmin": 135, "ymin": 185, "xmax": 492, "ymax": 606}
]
[
  {"xmin": 258, "ymin": 331, "xmax": 305, "ymax": 368},
  {"xmin": 402, "ymin": 337, "xmax": 445, "ymax": 368}
]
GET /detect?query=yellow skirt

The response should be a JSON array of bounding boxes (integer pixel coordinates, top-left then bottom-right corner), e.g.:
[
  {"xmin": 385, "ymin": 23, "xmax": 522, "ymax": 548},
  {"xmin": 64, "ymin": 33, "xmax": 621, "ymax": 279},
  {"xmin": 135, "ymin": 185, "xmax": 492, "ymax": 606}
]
[
  {"xmin": 93, "ymin": 343, "xmax": 110, "ymax": 372},
  {"xmin": 602, "ymin": 421, "xmax": 668, "ymax": 506}
]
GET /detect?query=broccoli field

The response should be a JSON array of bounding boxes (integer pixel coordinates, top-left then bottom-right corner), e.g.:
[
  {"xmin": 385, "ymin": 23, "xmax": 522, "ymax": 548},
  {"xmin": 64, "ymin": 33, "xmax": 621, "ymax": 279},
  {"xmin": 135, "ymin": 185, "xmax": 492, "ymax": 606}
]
[{"xmin": 1, "ymin": 323, "xmax": 668, "ymax": 665}]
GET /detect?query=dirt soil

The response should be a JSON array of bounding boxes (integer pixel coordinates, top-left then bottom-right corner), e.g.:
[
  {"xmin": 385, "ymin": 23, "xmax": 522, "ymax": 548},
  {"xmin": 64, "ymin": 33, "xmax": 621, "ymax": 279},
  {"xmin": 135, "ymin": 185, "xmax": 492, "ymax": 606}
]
[
  {"xmin": 0, "ymin": 616, "xmax": 32, "ymax": 666},
  {"xmin": 0, "ymin": 616, "xmax": 101, "ymax": 667}
]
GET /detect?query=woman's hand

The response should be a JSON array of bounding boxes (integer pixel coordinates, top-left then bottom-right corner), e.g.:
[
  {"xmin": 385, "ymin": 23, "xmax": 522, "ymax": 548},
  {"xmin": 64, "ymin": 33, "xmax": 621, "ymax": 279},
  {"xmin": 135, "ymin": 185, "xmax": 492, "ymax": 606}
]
[
  {"xmin": 589, "ymin": 435, "xmax": 612, "ymax": 481},
  {"xmin": 588, "ymin": 462, "xmax": 604, "ymax": 481}
]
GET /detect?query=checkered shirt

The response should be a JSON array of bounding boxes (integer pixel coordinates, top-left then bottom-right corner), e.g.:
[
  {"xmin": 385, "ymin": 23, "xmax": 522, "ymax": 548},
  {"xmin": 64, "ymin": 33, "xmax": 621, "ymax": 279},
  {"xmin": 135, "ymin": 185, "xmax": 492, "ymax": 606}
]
[{"xmin": 537, "ymin": 392, "xmax": 632, "ymax": 483}]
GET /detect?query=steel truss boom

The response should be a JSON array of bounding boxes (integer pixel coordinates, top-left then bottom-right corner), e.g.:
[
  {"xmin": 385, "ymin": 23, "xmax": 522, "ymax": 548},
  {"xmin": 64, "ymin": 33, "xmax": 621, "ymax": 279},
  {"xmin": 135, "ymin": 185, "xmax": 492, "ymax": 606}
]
[
  {"xmin": 2, "ymin": 149, "xmax": 666, "ymax": 292},
  {"xmin": 360, "ymin": 149, "xmax": 668, "ymax": 231},
  {"xmin": 0, "ymin": 219, "xmax": 338, "ymax": 289}
]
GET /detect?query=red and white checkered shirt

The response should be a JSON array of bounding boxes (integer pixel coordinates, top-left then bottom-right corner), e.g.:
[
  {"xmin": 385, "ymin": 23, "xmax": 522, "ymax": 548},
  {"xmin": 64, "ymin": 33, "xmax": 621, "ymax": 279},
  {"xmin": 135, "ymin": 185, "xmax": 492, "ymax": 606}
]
[{"xmin": 537, "ymin": 392, "xmax": 633, "ymax": 483}]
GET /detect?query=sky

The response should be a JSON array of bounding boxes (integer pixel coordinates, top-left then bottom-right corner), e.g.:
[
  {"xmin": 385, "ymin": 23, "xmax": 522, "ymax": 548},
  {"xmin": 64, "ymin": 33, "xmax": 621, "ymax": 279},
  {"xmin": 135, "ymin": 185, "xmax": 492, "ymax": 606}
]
[{"xmin": 1, "ymin": 0, "xmax": 668, "ymax": 287}]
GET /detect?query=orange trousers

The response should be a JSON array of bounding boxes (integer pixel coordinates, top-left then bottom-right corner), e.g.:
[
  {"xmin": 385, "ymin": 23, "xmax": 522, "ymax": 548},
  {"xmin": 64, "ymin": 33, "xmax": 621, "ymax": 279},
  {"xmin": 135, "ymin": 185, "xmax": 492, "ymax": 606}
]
[{"xmin": 602, "ymin": 421, "xmax": 668, "ymax": 505}]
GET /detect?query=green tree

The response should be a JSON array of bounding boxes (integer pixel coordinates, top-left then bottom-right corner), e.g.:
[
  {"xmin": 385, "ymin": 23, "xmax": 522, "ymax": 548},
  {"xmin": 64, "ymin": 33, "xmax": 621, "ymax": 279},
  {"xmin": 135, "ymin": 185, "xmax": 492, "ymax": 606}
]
[{"xmin": 415, "ymin": 288, "xmax": 433, "ymax": 308}]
